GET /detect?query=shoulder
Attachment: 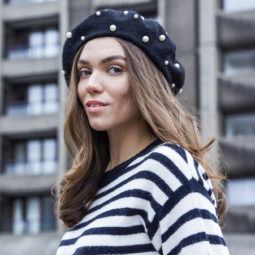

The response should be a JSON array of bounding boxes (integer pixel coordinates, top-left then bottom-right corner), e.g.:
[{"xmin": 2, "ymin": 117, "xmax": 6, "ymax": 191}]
[
  {"xmin": 145, "ymin": 142, "xmax": 193, "ymax": 179},
  {"xmin": 147, "ymin": 142, "xmax": 207, "ymax": 181},
  {"xmin": 143, "ymin": 142, "xmax": 216, "ymax": 207}
]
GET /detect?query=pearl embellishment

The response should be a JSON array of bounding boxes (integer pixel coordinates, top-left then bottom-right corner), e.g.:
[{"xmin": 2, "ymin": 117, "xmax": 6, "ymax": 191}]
[
  {"xmin": 96, "ymin": 11, "xmax": 101, "ymax": 16},
  {"xmin": 81, "ymin": 36, "xmax": 85, "ymax": 41},
  {"xmin": 142, "ymin": 36, "xmax": 149, "ymax": 43},
  {"xmin": 159, "ymin": 35, "xmax": 166, "ymax": 41},
  {"xmin": 66, "ymin": 32, "xmax": 72, "ymax": 38},
  {"xmin": 164, "ymin": 60, "xmax": 169, "ymax": 65},
  {"xmin": 110, "ymin": 24, "xmax": 117, "ymax": 32},
  {"xmin": 174, "ymin": 63, "xmax": 180, "ymax": 69}
]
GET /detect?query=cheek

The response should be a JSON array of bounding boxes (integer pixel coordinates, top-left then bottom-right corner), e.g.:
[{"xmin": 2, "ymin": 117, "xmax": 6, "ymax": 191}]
[
  {"xmin": 114, "ymin": 90, "xmax": 139, "ymax": 117},
  {"xmin": 77, "ymin": 83, "xmax": 86, "ymax": 101}
]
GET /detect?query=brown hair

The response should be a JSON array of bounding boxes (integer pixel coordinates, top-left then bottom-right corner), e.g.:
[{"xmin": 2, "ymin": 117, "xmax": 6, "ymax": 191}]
[{"xmin": 56, "ymin": 37, "xmax": 227, "ymax": 228}]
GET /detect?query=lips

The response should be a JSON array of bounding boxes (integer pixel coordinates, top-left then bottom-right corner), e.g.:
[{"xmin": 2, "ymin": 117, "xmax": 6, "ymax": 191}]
[
  {"xmin": 85, "ymin": 100, "xmax": 108, "ymax": 107},
  {"xmin": 85, "ymin": 100, "xmax": 108, "ymax": 113}
]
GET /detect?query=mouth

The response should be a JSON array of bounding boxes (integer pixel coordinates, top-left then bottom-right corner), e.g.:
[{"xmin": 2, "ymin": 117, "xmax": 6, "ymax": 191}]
[{"xmin": 86, "ymin": 104, "xmax": 108, "ymax": 113}]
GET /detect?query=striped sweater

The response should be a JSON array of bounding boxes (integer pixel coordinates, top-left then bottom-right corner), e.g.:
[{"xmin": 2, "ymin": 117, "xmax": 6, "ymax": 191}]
[{"xmin": 57, "ymin": 139, "xmax": 230, "ymax": 255}]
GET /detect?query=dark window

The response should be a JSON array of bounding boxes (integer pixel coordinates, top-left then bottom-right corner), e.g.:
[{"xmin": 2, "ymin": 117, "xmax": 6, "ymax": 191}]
[
  {"xmin": 225, "ymin": 113, "xmax": 255, "ymax": 137},
  {"xmin": 3, "ymin": 137, "xmax": 58, "ymax": 175},
  {"xmin": 224, "ymin": 49, "xmax": 255, "ymax": 75},
  {"xmin": 0, "ymin": 195, "xmax": 56, "ymax": 234},
  {"xmin": 4, "ymin": 82, "xmax": 59, "ymax": 116},
  {"xmin": 6, "ymin": 27, "xmax": 59, "ymax": 59}
]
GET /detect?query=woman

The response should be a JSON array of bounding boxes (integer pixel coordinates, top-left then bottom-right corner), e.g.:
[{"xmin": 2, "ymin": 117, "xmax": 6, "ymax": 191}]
[{"xmin": 56, "ymin": 9, "xmax": 230, "ymax": 255}]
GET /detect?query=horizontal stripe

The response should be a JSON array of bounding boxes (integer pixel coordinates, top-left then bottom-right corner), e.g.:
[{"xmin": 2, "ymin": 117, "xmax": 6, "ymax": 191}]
[
  {"xmin": 74, "ymin": 243, "xmax": 156, "ymax": 255},
  {"xmin": 61, "ymin": 225, "xmax": 145, "ymax": 246},
  {"xmin": 169, "ymin": 233, "xmax": 226, "ymax": 255},
  {"xmin": 57, "ymin": 142, "xmax": 229, "ymax": 255}
]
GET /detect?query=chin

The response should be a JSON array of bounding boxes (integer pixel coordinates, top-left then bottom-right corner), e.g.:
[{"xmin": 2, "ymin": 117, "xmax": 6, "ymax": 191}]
[
  {"xmin": 91, "ymin": 126, "xmax": 108, "ymax": 132},
  {"xmin": 89, "ymin": 121, "xmax": 111, "ymax": 132}
]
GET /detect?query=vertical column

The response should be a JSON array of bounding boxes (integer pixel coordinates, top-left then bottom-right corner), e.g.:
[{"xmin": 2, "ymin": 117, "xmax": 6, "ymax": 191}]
[
  {"xmin": 0, "ymin": 0, "xmax": 3, "ymax": 114},
  {"xmin": 0, "ymin": 0, "xmax": 4, "ymax": 231},
  {"xmin": 164, "ymin": 0, "xmax": 198, "ymax": 110},
  {"xmin": 57, "ymin": 0, "xmax": 69, "ymax": 234},
  {"xmin": 198, "ymin": 0, "xmax": 219, "ymax": 168},
  {"xmin": 158, "ymin": 0, "xmax": 166, "ymax": 26}
]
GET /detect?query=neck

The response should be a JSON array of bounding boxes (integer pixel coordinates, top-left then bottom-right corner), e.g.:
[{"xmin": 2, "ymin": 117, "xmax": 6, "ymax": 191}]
[{"xmin": 106, "ymin": 118, "xmax": 157, "ymax": 171}]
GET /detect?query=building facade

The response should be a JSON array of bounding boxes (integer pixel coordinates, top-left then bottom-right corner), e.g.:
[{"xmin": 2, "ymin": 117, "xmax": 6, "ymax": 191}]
[{"xmin": 0, "ymin": 0, "xmax": 254, "ymax": 254}]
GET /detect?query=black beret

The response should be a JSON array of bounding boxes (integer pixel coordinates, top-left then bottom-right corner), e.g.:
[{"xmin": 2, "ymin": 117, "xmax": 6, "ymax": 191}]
[{"xmin": 62, "ymin": 9, "xmax": 185, "ymax": 95}]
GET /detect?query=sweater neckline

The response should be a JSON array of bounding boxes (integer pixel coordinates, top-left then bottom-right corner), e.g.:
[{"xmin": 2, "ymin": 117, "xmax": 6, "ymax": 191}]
[{"xmin": 103, "ymin": 138, "xmax": 163, "ymax": 178}]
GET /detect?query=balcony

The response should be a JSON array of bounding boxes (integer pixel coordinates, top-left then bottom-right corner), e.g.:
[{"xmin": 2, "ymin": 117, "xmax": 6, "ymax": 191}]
[
  {"xmin": 224, "ymin": 206, "xmax": 255, "ymax": 233},
  {"xmin": 0, "ymin": 232, "xmax": 61, "ymax": 255},
  {"xmin": 225, "ymin": 233, "xmax": 255, "ymax": 255},
  {"xmin": 217, "ymin": 10, "xmax": 255, "ymax": 49},
  {"xmin": 219, "ymin": 137, "xmax": 255, "ymax": 177},
  {"xmin": 93, "ymin": 0, "xmax": 157, "ymax": 8},
  {"xmin": 218, "ymin": 73, "xmax": 255, "ymax": 112},
  {"xmin": 3, "ymin": 159, "xmax": 58, "ymax": 175},
  {"xmin": 0, "ymin": 174, "xmax": 57, "ymax": 193},
  {"xmin": 0, "ymin": 114, "xmax": 57, "ymax": 134},
  {"xmin": 2, "ymin": 57, "xmax": 58, "ymax": 78},
  {"xmin": 2, "ymin": 0, "xmax": 60, "ymax": 22}
]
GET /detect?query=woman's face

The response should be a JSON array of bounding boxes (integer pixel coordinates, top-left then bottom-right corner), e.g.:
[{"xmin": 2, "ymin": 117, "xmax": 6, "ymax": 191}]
[{"xmin": 76, "ymin": 37, "xmax": 140, "ymax": 132}]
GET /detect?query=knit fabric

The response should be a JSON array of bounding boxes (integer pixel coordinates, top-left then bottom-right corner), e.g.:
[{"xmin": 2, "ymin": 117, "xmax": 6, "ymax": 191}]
[
  {"xmin": 56, "ymin": 139, "xmax": 230, "ymax": 255},
  {"xmin": 62, "ymin": 9, "xmax": 185, "ymax": 94}
]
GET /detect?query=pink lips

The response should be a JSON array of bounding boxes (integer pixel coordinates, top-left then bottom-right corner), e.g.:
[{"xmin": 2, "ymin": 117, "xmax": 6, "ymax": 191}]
[
  {"xmin": 85, "ymin": 100, "xmax": 107, "ymax": 107},
  {"xmin": 85, "ymin": 100, "xmax": 108, "ymax": 113}
]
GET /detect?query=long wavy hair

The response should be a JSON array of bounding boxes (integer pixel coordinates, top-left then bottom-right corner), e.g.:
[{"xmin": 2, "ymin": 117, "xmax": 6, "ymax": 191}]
[{"xmin": 56, "ymin": 37, "xmax": 227, "ymax": 228}]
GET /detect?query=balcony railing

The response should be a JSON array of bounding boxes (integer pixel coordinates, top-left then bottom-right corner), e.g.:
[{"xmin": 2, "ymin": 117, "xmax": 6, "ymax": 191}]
[
  {"xmin": 220, "ymin": 136, "xmax": 255, "ymax": 177},
  {"xmin": 6, "ymin": 100, "xmax": 58, "ymax": 115},
  {"xmin": 4, "ymin": 159, "xmax": 58, "ymax": 175},
  {"xmin": 217, "ymin": 10, "xmax": 255, "ymax": 48},
  {"xmin": 7, "ymin": 44, "xmax": 59, "ymax": 60},
  {"xmin": 218, "ymin": 73, "xmax": 255, "ymax": 112},
  {"xmin": 6, "ymin": 0, "xmax": 58, "ymax": 5},
  {"xmin": 13, "ymin": 218, "xmax": 40, "ymax": 235}
]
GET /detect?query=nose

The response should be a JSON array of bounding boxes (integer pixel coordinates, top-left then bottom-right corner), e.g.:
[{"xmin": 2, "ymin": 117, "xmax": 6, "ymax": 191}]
[{"xmin": 85, "ymin": 70, "xmax": 103, "ymax": 94}]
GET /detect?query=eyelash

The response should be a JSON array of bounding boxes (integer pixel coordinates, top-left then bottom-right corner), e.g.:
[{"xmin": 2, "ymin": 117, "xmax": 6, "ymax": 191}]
[{"xmin": 77, "ymin": 66, "xmax": 123, "ymax": 78}]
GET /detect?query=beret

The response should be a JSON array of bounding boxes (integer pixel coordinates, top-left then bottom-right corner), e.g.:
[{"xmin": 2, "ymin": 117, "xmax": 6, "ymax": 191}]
[{"xmin": 62, "ymin": 9, "xmax": 185, "ymax": 95}]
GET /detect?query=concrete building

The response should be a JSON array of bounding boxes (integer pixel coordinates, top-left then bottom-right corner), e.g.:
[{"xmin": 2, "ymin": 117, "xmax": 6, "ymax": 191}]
[{"xmin": 0, "ymin": 0, "xmax": 254, "ymax": 254}]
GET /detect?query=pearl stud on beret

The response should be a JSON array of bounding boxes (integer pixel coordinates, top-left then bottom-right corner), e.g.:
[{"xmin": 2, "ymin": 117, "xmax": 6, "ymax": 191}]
[{"xmin": 62, "ymin": 9, "xmax": 185, "ymax": 95}]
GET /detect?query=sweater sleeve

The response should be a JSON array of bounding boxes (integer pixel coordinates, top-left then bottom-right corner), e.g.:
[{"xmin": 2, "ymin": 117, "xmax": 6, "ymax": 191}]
[{"xmin": 144, "ymin": 144, "xmax": 230, "ymax": 255}]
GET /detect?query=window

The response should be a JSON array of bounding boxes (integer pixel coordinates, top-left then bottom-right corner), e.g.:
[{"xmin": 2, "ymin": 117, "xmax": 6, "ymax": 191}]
[
  {"xmin": 225, "ymin": 113, "xmax": 255, "ymax": 137},
  {"xmin": 3, "ymin": 137, "xmax": 58, "ymax": 175},
  {"xmin": 227, "ymin": 178, "xmax": 255, "ymax": 206},
  {"xmin": 7, "ymin": 27, "xmax": 59, "ymax": 59},
  {"xmin": 0, "ymin": 195, "xmax": 56, "ymax": 235},
  {"xmin": 5, "ymin": 82, "xmax": 59, "ymax": 116},
  {"xmin": 222, "ymin": 0, "xmax": 255, "ymax": 12},
  {"xmin": 224, "ymin": 49, "xmax": 255, "ymax": 75}
]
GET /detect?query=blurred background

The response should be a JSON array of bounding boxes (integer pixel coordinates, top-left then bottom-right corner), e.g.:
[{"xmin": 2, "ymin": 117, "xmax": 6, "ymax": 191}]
[{"xmin": 0, "ymin": 0, "xmax": 254, "ymax": 254}]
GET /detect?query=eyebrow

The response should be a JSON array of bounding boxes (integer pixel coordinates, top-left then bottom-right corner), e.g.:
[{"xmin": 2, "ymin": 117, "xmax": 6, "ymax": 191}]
[{"xmin": 77, "ymin": 55, "xmax": 126, "ymax": 66}]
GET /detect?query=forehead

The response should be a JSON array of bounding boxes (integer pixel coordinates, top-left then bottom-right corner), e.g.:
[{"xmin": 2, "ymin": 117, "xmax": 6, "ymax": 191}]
[{"xmin": 79, "ymin": 37, "xmax": 125, "ymax": 60}]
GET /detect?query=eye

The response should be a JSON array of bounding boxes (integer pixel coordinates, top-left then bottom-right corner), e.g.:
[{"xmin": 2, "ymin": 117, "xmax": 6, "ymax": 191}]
[
  {"xmin": 108, "ymin": 66, "xmax": 123, "ymax": 74},
  {"xmin": 78, "ymin": 68, "xmax": 91, "ymax": 79},
  {"xmin": 77, "ymin": 66, "xmax": 123, "ymax": 79}
]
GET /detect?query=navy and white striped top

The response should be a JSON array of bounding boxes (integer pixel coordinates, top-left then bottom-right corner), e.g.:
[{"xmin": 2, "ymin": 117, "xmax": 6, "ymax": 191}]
[{"xmin": 57, "ymin": 139, "xmax": 230, "ymax": 255}]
